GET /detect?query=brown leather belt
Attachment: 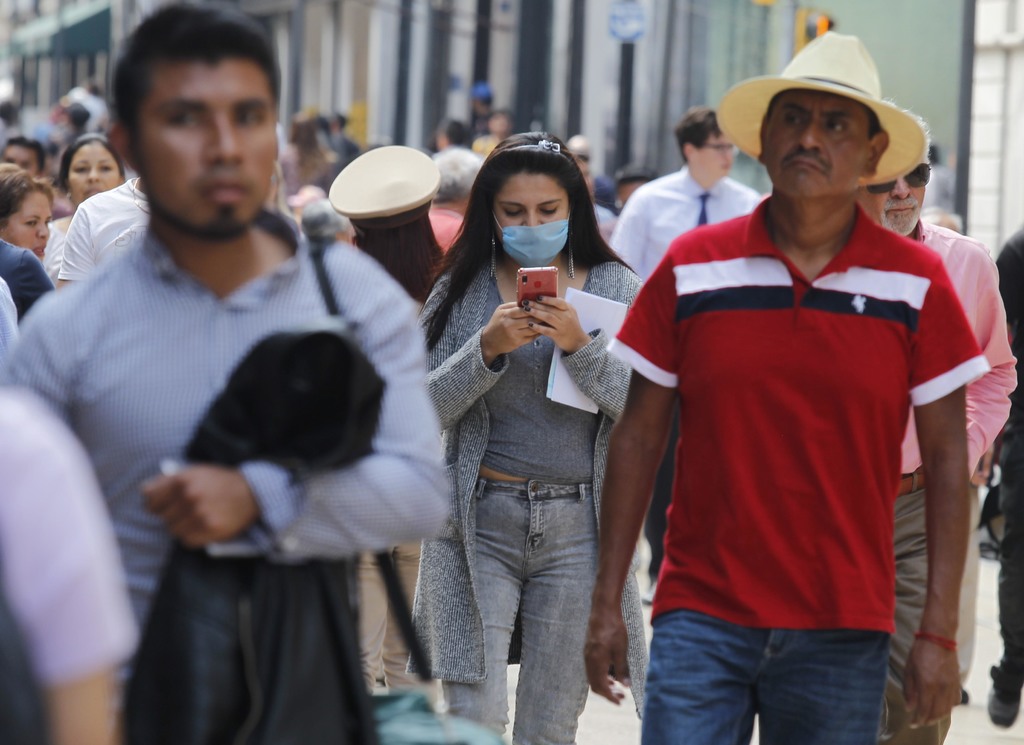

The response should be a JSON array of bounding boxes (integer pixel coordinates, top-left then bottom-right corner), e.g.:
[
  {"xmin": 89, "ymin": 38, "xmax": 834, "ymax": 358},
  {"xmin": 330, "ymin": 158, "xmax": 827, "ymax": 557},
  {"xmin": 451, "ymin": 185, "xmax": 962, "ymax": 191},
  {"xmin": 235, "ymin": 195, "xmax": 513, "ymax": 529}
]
[{"xmin": 897, "ymin": 467, "xmax": 925, "ymax": 497}]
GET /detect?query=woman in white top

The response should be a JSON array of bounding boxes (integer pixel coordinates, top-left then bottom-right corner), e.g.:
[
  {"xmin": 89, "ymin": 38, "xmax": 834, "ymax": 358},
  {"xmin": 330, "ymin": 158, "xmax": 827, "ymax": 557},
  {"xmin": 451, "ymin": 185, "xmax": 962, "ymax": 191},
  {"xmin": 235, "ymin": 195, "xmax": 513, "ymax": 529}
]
[{"xmin": 45, "ymin": 134, "xmax": 125, "ymax": 282}]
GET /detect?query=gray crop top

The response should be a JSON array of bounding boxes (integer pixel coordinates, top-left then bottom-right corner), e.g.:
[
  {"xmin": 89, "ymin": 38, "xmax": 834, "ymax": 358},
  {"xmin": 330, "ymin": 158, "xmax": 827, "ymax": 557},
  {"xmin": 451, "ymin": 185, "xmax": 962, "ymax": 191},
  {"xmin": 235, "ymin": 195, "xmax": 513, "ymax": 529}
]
[{"xmin": 481, "ymin": 280, "xmax": 599, "ymax": 482}]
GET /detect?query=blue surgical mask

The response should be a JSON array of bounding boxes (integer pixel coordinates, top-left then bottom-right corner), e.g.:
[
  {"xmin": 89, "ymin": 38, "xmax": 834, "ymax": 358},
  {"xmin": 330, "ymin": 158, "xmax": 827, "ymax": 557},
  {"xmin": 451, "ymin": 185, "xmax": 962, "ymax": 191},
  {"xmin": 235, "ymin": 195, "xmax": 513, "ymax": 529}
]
[{"xmin": 497, "ymin": 219, "xmax": 569, "ymax": 267}]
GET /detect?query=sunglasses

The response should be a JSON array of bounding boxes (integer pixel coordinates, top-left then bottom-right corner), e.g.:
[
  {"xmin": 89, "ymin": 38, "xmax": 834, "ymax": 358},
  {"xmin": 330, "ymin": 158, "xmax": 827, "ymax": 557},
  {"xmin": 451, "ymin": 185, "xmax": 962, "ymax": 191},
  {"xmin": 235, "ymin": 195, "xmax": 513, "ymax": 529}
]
[{"xmin": 866, "ymin": 163, "xmax": 931, "ymax": 194}]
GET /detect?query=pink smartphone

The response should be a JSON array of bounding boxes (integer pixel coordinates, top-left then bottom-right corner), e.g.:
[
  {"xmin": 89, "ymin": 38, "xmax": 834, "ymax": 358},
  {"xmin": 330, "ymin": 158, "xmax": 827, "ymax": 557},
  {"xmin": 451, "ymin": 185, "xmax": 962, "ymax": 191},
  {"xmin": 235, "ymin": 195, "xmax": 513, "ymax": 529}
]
[{"xmin": 517, "ymin": 267, "xmax": 559, "ymax": 306}]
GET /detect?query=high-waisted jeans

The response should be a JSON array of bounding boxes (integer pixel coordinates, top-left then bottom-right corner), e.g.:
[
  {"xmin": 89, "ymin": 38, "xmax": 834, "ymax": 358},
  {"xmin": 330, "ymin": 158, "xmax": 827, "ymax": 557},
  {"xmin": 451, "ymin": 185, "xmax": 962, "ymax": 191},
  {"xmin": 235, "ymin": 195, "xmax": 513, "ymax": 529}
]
[{"xmin": 443, "ymin": 478, "xmax": 598, "ymax": 745}]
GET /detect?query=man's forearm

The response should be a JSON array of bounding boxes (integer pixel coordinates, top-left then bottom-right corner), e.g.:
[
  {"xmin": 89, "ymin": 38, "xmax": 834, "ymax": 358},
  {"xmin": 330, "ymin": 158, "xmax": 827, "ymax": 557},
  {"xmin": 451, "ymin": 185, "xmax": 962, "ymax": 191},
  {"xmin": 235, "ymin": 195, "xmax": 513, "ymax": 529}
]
[{"xmin": 916, "ymin": 388, "xmax": 971, "ymax": 638}]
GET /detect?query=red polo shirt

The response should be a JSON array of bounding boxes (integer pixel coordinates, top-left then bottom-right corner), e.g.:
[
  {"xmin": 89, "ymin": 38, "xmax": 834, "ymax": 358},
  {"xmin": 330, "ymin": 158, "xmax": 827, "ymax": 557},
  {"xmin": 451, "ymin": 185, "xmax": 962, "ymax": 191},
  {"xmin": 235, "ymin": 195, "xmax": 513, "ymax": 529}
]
[{"xmin": 613, "ymin": 199, "xmax": 988, "ymax": 632}]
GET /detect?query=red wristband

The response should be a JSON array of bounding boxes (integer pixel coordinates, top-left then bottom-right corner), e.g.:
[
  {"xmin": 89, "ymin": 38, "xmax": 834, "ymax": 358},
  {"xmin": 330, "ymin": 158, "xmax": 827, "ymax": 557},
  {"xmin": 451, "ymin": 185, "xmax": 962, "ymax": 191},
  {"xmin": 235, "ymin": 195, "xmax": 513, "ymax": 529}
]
[{"xmin": 914, "ymin": 630, "xmax": 957, "ymax": 651}]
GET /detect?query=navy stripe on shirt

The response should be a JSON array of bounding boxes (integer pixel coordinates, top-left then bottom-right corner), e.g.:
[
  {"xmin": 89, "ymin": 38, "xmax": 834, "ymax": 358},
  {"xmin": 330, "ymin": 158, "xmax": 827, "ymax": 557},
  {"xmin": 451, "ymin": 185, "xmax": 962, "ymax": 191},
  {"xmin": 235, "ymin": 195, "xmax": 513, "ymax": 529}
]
[
  {"xmin": 802, "ymin": 288, "xmax": 920, "ymax": 332},
  {"xmin": 675, "ymin": 286, "xmax": 794, "ymax": 321}
]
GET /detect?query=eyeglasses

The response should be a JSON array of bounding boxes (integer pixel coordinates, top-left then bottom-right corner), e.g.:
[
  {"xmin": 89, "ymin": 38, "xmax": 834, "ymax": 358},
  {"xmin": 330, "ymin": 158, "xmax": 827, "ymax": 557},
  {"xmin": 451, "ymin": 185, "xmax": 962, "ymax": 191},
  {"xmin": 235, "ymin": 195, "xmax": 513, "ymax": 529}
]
[
  {"xmin": 865, "ymin": 163, "xmax": 931, "ymax": 194},
  {"xmin": 700, "ymin": 143, "xmax": 738, "ymax": 155}
]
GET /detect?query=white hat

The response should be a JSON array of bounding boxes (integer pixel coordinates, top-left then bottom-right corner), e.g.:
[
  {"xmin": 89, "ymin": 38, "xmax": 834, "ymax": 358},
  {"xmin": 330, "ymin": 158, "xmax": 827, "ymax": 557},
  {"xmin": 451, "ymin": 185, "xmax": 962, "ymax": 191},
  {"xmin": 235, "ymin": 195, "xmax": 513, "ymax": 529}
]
[
  {"xmin": 329, "ymin": 146, "xmax": 440, "ymax": 224},
  {"xmin": 717, "ymin": 32, "xmax": 925, "ymax": 184}
]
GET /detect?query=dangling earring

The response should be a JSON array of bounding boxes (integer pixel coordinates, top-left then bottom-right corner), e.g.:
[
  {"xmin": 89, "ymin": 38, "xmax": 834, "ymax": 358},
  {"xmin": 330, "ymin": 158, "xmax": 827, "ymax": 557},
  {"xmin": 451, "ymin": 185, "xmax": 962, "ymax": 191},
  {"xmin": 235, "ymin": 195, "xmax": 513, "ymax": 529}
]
[
  {"xmin": 490, "ymin": 234, "xmax": 497, "ymax": 279},
  {"xmin": 567, "ymin": 221, "xmax": 575, "ymax": 278}
]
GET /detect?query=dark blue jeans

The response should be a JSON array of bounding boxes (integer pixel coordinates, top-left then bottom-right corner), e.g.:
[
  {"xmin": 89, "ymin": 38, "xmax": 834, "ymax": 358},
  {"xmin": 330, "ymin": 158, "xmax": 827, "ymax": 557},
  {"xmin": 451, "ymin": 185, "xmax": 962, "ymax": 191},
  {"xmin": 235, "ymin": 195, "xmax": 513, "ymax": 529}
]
[
  {"xmin": 996, "ymin": 426, "xmax": 1024, "ymax": 690},
  {"xmin": 642, "ymin": 609, "xmax": 889, "ymax": 745}
]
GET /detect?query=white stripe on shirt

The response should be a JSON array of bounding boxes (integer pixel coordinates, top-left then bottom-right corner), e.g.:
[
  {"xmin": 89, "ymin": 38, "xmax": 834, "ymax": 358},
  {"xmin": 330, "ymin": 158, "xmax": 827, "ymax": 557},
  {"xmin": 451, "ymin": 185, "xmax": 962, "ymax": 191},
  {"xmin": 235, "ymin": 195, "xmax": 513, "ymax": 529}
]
[
  {"xmin": 911, "ymin": 355, "xmax": 991, "ymax": 406},
  {"xmin": 673, "ymin": 256, "xmax": 792, "ymax": 297},
  {"xmin": 813, "ymin": 267, "xmax": 931, "ymax": 310}
]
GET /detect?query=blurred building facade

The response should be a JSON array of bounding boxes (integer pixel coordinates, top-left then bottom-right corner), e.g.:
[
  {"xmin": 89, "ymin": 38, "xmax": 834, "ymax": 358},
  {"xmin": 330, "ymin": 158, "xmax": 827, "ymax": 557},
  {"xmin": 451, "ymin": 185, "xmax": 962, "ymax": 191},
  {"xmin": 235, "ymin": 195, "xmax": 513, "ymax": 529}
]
[{"xmin": 0, "ymin": 0, "xmax": 1019, "ymax": 246}]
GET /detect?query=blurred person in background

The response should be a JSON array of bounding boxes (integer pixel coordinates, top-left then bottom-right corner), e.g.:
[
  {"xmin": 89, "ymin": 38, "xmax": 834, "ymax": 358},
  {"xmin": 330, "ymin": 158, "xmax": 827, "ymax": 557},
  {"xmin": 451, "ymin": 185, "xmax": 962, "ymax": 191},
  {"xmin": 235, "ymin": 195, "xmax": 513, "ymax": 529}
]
[
  {"xmin": 46, "ymin": 134, "xmax": 126, "ymax": 283},
  {"xmin": 430, "ymin": 146, "xmax": 482, "ymax": 251},
  {"xmin": 614, "ymin": 164, "xmax": 656, "ymax": 212},
  {"xmin": 417, "ymin": 132, "xmax": 647, "ymax": 741},
  {"xmin": 332, "ymin": 145, "xmax": 443, "ymax": 306},
  {"xmin": 286, "ymin": 184, "xmax": 327, "ymax": 224},
  {"xmin": 280, "ymin": 111, "xmax": 339, "ymax": 197},
  {"xmin": 326, "ymin": 112, "xmax": 361, "ymax": 170},
  {"xmin": 330, "ymin": 145, "xmax": 442, "ymax": 691},
  {"xmin": 301, "ymin": 198, "xmax": 354, "ymax": 245},
  {"xmin": 470, "ymin": 82, "xmax": 494, "ymax": 138},
  {"xmin": 2, "ymin": 136, "xmax": 46, "ymax": 178},
  {"xmin": 434, "ymin": 118, "xmax": 471, "ymax": 152},
  {"xmin": 0, "ymin": 163, "xmax": 53, "ymax": 262},
  {"xmin": 472, "ymin": 109, "xmax": 513, "ymax": 157},
  {"xmin": 857, "ymin": 121, "xmax": 1015, "ymax": 743},
  {"xmin": 0, "ymin": 164, "xmax": 54, "ymax": 316},
  {"xmin": 0, "ymin": 389, "xmax": 136, "ymax": 745},
  {"xmin": 57, "ymin": 175, "xmax": 148, "ymax": 286},
  {"xmin": 567, "ymin": 135, "xmax": 618, "ymax": 241},
  {"xmin": 0, "ymin": 277, "xmax": 15, "ymax": 358}
]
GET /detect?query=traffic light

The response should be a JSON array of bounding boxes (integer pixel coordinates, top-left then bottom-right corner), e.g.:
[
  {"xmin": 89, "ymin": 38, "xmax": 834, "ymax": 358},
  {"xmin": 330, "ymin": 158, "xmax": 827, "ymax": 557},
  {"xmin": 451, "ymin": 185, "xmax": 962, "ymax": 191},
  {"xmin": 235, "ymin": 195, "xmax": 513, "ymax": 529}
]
[{"xmin": 795, "ymin": 8, "xmax": 835, "ymax": 51}]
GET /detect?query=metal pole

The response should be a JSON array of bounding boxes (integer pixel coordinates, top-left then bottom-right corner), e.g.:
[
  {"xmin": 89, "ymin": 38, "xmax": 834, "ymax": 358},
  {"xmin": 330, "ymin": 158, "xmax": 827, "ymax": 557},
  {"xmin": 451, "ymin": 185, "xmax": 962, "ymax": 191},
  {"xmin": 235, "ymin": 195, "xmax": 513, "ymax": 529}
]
[
  {"xmin": 288, "ymin": 0, "xmax": 306, "ymax": 116},
  {"xmin": 615, "ymin": 41, "xmax": 635, "ymax": 170},
  {"xmin": 954, "ymin": 0, "xmax": 977, "ymax": 233},
  {"xmin": 566, "ymin": 0, "xmax": 586, "ymax": 137},
  {"xmin": 393, "ymin": 0, "xmax": 413, "ymax": 145},
  {"xmin": 472, "ymin": 0, "xmax": 492, "ymax": 91}
]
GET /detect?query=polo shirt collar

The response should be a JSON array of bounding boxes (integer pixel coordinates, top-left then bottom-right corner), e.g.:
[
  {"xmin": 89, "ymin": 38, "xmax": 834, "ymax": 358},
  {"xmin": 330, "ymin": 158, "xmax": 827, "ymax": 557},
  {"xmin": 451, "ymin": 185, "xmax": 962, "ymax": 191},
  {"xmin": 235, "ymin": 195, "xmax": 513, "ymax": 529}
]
[{"xmin": 743, "ymin": 198, "xmax": 891, "ymax": 279}]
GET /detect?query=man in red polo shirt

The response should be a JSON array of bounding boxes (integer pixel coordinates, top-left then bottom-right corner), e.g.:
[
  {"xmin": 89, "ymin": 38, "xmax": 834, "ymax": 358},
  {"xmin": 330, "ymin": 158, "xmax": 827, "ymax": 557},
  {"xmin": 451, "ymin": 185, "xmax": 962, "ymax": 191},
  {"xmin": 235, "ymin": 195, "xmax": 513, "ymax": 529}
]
[{"xmin": 584, "ymin": 33, "xmax": 988, "ymax": 745}]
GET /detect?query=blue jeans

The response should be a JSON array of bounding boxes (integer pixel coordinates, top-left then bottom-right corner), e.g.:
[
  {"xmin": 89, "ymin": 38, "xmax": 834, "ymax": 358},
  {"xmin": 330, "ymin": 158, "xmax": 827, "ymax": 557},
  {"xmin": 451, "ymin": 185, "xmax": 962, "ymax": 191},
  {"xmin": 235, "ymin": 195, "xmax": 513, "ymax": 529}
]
[
  {"xmin": 443, "ymin": 478, "xmax": 597, "ymax": 745},
  {"xmin": 642, "ymin": 609, "xmax": 889, "ymax": 745}
]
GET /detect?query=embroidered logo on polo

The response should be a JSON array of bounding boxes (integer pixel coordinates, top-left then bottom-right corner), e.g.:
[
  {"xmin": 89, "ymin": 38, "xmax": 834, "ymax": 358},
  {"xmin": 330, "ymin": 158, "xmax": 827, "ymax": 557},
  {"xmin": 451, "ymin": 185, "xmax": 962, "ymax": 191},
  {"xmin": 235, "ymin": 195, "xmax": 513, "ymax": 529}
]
[
  {"xmin": 809, "ymin": 267, "xmax": 930, "ymax": 332},
  {"xmin": 673, "ymin": 259, "xmax": 930, "ymax": 332}
]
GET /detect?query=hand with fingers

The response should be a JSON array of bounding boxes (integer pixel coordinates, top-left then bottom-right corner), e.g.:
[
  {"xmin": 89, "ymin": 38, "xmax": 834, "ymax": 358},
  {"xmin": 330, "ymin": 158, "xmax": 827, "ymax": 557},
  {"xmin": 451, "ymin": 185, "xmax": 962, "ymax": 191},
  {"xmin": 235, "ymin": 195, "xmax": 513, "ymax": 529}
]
[
  {"xmin": 903, "ymin": 634, "xmax": 961, "ymax": 728},
  {"xmin": 480, "ymin": 301, "xmax": 541, "ymax": 365},
  {"xmin": 521, "ymin": 295, "xmax": 592, "ymax": 354},
  {"xmin": 142, "ymin": 464, "xmax": 260, "ymax": 548},
  {"xmin": 584, "ymin": 603, "xmax": 631, "ymax": 705}
]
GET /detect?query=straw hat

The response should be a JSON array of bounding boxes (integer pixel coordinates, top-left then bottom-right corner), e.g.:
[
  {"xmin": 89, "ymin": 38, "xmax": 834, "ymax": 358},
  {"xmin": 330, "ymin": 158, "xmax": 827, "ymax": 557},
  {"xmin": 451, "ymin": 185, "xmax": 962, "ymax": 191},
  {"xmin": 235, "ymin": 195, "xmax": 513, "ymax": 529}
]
[
  {"xmin": 329, "ymin": 146, "xmax": 441, "ymax": 227},
  {"xmin": 717, "ymin": 32, "xmax": 925, "ymax": 184}
]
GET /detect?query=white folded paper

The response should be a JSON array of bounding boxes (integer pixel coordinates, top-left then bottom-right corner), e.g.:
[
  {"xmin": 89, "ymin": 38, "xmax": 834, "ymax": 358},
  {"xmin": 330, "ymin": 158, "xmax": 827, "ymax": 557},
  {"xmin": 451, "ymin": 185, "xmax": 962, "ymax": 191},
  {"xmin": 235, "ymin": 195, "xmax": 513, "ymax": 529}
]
[{"xmin": 546, "ymin": 286, "xmax": 629, "ymax": 412}]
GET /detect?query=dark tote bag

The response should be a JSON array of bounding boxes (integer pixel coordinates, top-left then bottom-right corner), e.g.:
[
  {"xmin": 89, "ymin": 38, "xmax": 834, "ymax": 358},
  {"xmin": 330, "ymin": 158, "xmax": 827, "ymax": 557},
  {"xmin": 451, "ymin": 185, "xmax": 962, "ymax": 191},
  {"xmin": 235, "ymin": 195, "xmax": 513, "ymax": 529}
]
[
  {"xmin": 0, "ymin": 554, "xmax": 52, "ymax": 745},
  {"xmin": 126, "ymin": 242, "xmax": 385, "ymax": 745}
]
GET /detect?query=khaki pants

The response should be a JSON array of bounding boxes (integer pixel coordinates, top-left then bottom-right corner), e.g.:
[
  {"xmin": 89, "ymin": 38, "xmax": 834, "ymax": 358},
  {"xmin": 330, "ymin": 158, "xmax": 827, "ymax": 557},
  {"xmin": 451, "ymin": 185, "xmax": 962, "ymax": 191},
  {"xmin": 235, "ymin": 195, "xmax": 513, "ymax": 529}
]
[
  {"xmin": 879, "ymin": 487, "xmax": 977, "ymax": 744},
  {"xmin": 357, "ymin": 543, "xmax": 422, "ymax": 690}
]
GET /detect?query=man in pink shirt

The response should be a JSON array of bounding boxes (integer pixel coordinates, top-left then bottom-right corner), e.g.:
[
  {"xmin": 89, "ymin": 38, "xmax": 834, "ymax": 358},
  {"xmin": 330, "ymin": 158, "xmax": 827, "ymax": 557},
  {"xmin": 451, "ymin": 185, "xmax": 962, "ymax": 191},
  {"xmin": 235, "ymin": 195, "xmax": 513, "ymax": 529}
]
[
  {"xmin": 429, "ymin": 147, "xmax": 481, "ymax": 251},
  {"xmin": 857, "ymin": 128, "xmax": 1016, "ymax": 745}
]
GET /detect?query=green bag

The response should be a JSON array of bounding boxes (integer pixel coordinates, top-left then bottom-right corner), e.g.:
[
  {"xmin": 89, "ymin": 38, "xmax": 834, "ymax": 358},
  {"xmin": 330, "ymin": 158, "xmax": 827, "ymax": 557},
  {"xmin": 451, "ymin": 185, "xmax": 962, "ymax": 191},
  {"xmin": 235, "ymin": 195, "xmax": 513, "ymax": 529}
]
[{"xmin": 373, "ymin": 692, "xmax": 504, "ymax": 745}]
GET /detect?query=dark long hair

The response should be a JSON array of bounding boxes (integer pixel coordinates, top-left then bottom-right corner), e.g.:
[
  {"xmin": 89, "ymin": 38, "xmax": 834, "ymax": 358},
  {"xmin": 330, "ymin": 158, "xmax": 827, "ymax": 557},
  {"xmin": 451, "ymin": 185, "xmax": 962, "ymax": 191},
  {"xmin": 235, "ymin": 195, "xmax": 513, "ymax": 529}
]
[
  {"xmin": 353, "ymin": 213, "xmax": 442, "ymax": 305},
  {"xmin": 423, "ymin": 131, "xmax": 624, "ymax": 349}
]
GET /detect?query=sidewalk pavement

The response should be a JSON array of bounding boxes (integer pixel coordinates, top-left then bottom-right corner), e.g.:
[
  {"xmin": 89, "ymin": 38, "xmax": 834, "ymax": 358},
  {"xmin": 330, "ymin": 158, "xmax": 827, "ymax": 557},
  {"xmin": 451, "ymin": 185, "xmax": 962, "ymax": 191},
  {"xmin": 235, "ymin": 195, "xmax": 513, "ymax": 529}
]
[{"xmin": 504, "ymin": 536, "xmax": 1024, "ymax": 744}]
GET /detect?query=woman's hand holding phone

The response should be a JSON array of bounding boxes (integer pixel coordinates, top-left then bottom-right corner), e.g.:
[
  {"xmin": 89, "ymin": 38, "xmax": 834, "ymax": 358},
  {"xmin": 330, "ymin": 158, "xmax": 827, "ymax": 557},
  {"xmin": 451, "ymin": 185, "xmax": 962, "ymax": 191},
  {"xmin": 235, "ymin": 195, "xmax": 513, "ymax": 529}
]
[
  {"xmin": 521, "ymin": 296, "xmax": 591, "ymax": 354},
  {"xmin": 480, "ymin": 302, "xmax": 541, "ymax": 366}
]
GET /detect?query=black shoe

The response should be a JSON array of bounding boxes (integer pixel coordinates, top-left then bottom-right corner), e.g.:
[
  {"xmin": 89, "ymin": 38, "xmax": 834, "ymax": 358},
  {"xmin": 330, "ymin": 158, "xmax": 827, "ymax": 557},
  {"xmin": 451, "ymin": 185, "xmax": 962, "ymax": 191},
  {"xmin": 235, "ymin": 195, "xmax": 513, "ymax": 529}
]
[
  {"xmin": 988, "ymin": 688, "xmax": 1021, "ymax": 727},
  {"xmin": 960, "ymin": 688, "xmax": 969, "ymax": 706}
]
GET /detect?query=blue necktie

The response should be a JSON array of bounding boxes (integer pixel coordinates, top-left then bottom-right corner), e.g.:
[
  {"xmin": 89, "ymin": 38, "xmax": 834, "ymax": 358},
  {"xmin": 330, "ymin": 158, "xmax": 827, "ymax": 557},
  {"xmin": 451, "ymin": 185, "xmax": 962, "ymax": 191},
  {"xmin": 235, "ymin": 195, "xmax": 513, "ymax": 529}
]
[{"xmin": 697, "ymin": 192, "xmax": 710, "ymax": 226}]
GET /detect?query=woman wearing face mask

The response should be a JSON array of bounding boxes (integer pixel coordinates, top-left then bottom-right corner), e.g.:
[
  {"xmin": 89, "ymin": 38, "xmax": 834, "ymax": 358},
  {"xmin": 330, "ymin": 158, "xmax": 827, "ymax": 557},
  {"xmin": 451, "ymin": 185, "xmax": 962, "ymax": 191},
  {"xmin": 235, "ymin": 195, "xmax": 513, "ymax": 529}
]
[
  {"xmin": 417, "ymin": 132, "xmax": 646, "ymax": 743},
  {"xmin": 46, "ymin": 134, "xmax": 126, "ymax": 282}
]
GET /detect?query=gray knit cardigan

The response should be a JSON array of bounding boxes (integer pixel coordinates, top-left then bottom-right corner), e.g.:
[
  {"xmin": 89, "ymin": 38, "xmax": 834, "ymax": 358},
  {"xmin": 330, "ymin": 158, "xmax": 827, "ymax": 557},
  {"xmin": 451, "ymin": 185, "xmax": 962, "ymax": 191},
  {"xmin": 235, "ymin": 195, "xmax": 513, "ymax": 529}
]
[{"xmin": 413, "ymin": 260, "xmax": 647, "ymax": 713}]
